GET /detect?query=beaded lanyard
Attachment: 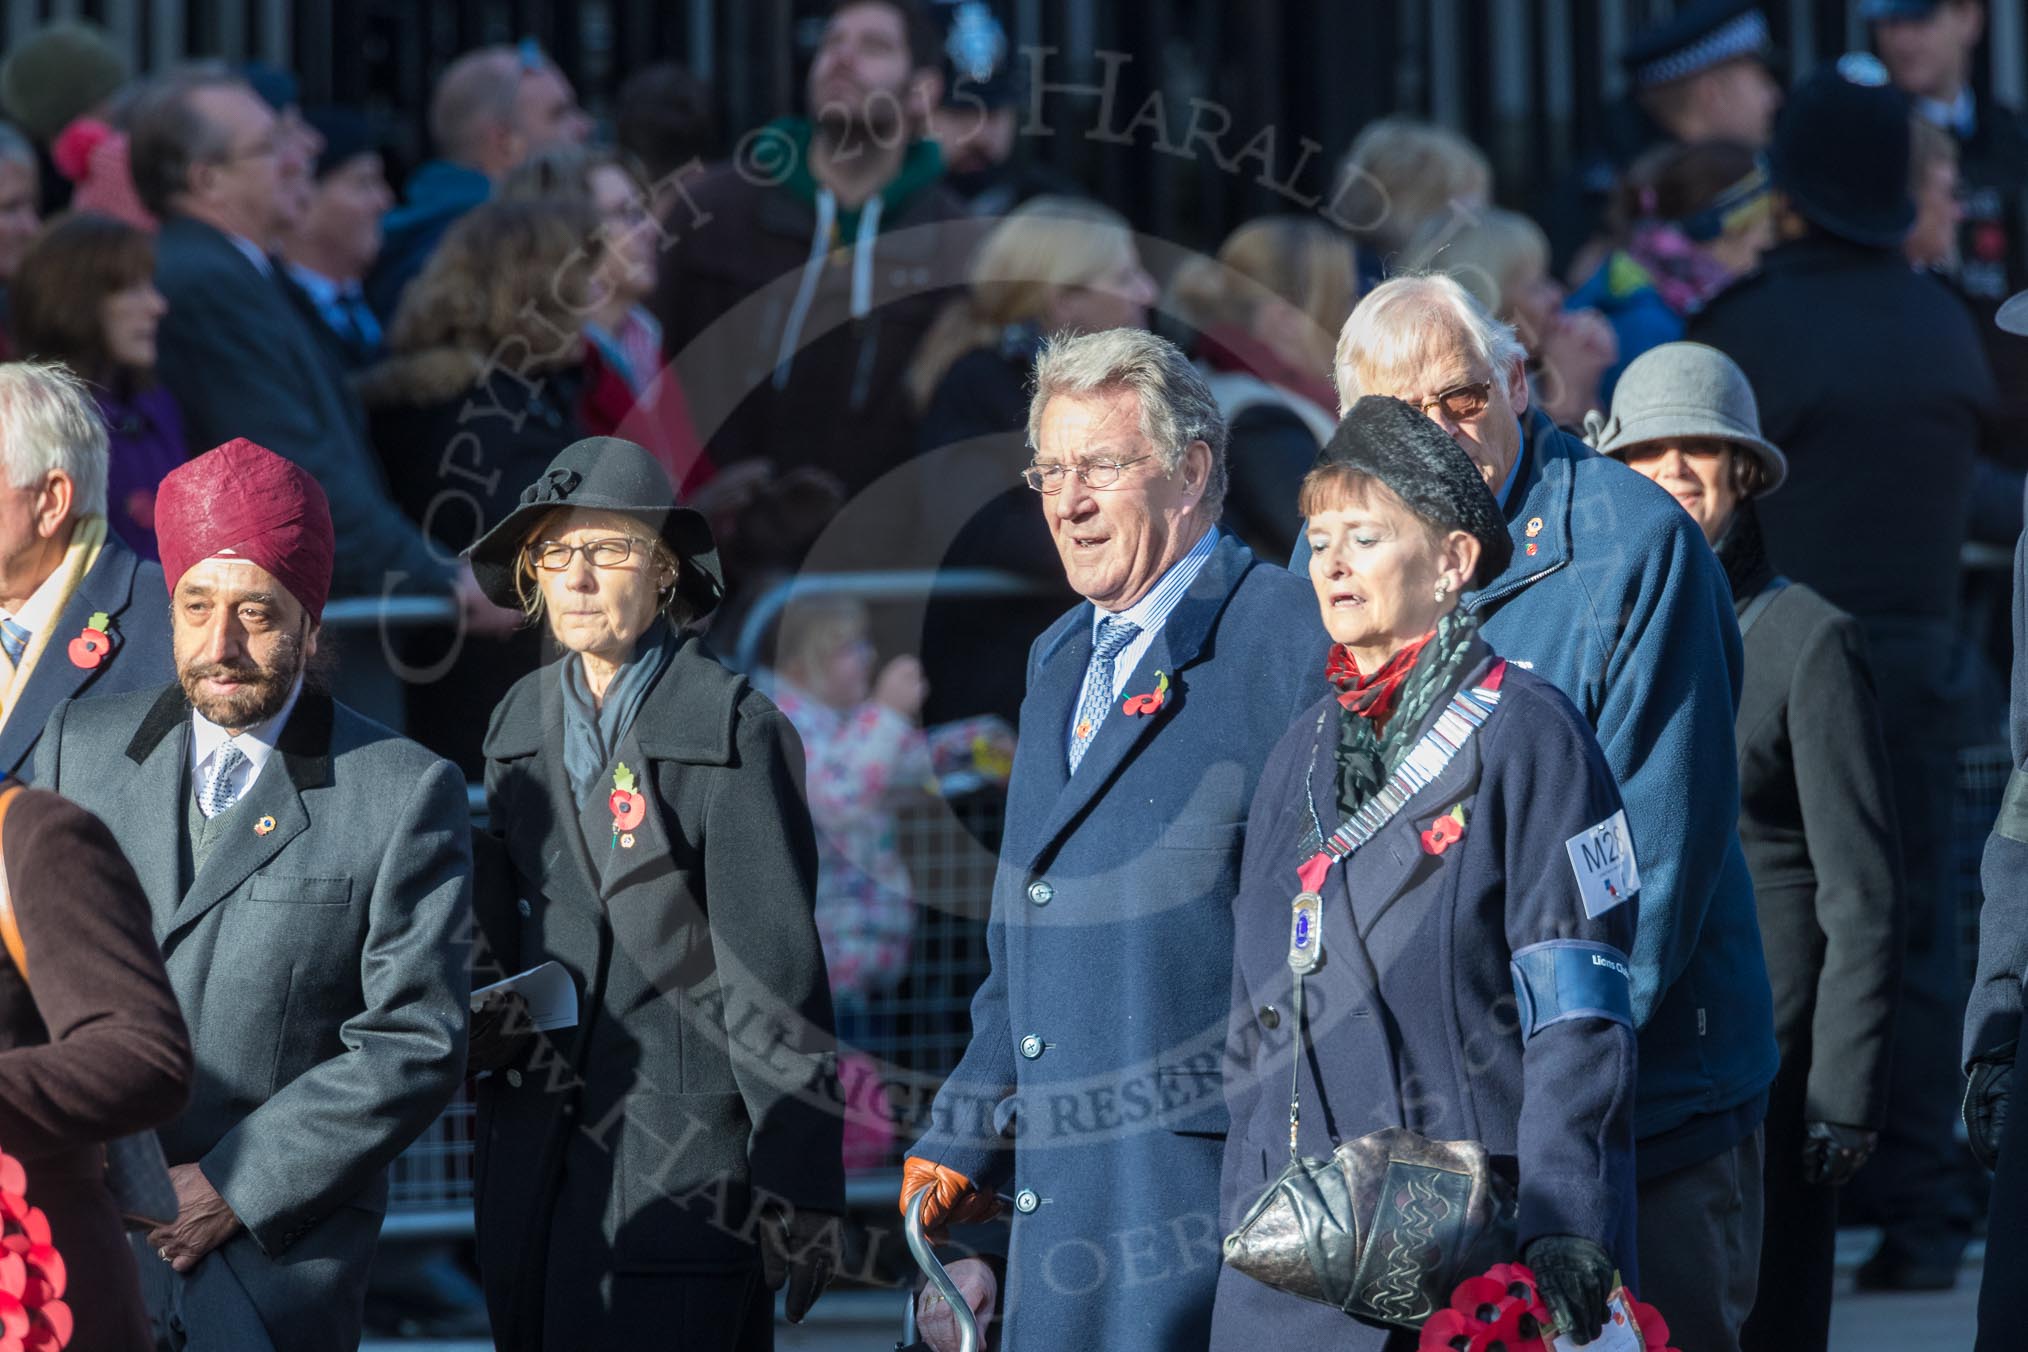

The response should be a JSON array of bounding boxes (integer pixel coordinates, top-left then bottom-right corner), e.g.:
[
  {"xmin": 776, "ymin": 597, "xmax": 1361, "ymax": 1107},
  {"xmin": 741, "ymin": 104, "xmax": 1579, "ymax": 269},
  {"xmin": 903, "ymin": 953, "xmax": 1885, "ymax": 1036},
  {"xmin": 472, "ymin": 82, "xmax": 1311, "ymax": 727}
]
[{"xmin": 1282, "ymin": 663, "xmax": 1506, "ymax": 1159}]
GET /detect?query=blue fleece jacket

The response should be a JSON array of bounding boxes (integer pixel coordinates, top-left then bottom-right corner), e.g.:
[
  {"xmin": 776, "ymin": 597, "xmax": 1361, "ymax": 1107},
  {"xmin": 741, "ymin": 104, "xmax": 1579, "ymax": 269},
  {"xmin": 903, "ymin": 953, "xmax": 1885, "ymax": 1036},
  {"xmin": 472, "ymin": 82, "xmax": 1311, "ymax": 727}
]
[{"xmin": 365, "ymin": 160, "xmax": 492, "ymax": 321}]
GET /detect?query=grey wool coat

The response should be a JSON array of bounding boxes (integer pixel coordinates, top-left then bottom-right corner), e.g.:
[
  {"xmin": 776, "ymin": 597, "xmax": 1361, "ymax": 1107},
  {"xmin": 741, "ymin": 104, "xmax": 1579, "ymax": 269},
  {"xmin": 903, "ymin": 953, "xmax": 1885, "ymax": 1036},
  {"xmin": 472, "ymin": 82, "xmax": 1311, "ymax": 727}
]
[
  {"xmin": 33, "ymin": 684, "xmax": 472, "ymax": 1352},
  {"xmin": 471, "ymin": 633, "xmax": 843, "ymax": 1351}
]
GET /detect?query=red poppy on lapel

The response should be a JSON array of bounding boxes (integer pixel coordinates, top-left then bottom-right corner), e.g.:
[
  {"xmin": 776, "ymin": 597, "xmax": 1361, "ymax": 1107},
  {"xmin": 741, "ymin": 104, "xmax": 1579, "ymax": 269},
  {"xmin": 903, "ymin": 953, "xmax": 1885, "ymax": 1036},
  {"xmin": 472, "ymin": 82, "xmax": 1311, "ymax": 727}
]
[
  {"xmin": 610, "ymin": 762, "xmax": 647, "ymax": 838},
  {"xmin": 1420, "ymin": 804, "xmax": 1466, "ymax": 856},
  {"xmin": 1122, "ymin": 670, "xmax": 1170, "ymax": 716},
  {"xmin": 66, "ymin": 610, "xmax": 114, "ymax": 670}
]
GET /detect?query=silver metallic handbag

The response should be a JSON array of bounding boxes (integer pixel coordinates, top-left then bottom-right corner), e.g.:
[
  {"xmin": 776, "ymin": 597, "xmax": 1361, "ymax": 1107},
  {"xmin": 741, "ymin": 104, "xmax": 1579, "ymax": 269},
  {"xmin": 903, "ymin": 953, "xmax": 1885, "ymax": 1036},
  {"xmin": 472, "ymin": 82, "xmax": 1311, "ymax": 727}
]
[{"xmin": 1221, "ymin": 1121, "xmax": 1516, "ymax": 1328}]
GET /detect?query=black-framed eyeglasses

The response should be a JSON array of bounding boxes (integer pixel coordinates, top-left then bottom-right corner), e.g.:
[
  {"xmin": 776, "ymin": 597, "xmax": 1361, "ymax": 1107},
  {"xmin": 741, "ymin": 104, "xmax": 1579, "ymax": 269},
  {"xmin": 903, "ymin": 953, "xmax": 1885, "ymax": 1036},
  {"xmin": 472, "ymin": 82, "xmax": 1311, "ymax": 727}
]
[
  {"xmin": 524, "ymin": 537, "xmax": 643, "ymax": 571},
  {"xmin": 1021, "ymin": 455, "xmax": 1157, "ymax": 493},
  {"xmin": 1415, "ymin": 380, "xmax": 1494, "ymax": 422}
]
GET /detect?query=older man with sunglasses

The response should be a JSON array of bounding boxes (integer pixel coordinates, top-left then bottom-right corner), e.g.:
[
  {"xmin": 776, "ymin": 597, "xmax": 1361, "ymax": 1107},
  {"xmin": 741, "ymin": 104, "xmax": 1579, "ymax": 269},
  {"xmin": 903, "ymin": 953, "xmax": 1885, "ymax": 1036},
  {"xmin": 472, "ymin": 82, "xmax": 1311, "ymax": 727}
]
[{"xmin": 1307, "ymin": 275, "xmax": 1777, "ymax": 1351}]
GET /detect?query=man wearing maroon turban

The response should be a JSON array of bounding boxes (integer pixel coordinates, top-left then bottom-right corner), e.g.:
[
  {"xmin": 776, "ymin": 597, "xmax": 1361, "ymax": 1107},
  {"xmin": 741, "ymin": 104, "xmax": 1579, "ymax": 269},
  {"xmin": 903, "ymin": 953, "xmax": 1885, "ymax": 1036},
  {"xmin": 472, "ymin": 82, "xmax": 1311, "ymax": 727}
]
[{"xmin": 33, "ymin": 438, "xmax": 472, "ymax": 1352}]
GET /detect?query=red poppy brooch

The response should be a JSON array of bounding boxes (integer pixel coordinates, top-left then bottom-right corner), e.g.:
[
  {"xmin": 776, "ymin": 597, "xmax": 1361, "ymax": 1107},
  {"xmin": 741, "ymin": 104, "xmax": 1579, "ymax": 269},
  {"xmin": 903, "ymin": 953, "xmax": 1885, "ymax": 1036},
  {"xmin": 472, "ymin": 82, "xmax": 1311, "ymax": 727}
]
[
  {"xmin": 1122, "ymin": 671, "xmax": 1170, "ymax": 717},
  {"xmin": 609, "ymin": 762, "xmax": 647, "ymax": 850},
  {"xmin": 1420, "ymin": 804, "xmax": 1466, "ymax": 856},
  {"xmin": 66, "ymin": 611, "xmax": 114, "ymax": 670}
]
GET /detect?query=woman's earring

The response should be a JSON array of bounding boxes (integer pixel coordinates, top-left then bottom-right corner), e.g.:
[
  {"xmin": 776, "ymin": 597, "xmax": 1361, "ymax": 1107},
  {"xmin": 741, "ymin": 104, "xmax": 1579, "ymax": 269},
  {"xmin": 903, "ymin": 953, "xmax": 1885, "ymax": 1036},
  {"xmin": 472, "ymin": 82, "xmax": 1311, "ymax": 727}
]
[{"xmin": 1434, "ymin": 579, "xmax": 1450, "ymax": 603}]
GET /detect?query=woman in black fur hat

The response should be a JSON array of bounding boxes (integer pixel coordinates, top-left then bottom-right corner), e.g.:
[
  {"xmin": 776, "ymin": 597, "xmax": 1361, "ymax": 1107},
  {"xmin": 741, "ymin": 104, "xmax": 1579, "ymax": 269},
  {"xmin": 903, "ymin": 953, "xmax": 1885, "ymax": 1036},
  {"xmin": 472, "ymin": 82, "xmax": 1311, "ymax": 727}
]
[{"xmin": 1211, "ymin": 396, "xmax": 1642, "ymax": 1349}]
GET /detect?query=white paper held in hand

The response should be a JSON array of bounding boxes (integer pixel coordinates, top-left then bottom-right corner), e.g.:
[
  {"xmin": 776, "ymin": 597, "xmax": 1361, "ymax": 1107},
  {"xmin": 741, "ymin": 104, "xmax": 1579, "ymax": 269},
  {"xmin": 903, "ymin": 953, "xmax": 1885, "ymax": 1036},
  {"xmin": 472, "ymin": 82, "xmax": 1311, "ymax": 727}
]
[
  {"xmin": 1546, "ymin": 1288, "xmax": 1645, "ymax": 1351},
  {"xmin": 470, "ymin": 959, "xmax": 578, "ymax": 1031}
]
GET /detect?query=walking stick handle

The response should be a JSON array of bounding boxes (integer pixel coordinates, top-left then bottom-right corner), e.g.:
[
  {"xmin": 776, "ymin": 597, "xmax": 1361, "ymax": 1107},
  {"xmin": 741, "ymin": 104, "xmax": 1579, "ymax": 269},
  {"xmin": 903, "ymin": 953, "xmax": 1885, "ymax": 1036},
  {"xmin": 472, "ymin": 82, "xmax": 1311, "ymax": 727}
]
[{"xmin": 904, "ymin": 1189, "xmax": 981, "ymax": 1352}]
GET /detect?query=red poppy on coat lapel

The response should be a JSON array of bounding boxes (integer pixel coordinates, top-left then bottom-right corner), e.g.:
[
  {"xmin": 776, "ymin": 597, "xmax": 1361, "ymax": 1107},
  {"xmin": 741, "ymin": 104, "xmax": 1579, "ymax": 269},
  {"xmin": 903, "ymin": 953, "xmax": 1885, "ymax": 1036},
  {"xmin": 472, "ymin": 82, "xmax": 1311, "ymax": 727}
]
[{"xmin": 1122, "ymin": 670, "xmax": 1170, "ymax": 716}]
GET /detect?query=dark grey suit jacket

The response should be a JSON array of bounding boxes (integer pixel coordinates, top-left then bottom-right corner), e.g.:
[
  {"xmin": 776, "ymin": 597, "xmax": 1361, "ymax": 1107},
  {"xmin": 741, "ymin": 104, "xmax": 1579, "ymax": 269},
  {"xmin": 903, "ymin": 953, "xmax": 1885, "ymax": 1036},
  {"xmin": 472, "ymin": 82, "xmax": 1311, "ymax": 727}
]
[
  {"xmin": 150, "ymin": 215, "xmax": 452, "ymax": 597},
  {"xmin": 34, "ymin": 684, "xmax": 471, "ymax": 1352}
]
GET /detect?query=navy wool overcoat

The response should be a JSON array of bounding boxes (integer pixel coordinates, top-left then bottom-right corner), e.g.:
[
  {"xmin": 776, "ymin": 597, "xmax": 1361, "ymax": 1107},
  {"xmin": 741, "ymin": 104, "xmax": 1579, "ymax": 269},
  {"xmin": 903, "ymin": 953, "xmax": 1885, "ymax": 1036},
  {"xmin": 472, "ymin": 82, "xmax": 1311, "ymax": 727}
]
[{"xmin": 911, "ymin": 530, "xmax": 1326, "ymax": 1352}]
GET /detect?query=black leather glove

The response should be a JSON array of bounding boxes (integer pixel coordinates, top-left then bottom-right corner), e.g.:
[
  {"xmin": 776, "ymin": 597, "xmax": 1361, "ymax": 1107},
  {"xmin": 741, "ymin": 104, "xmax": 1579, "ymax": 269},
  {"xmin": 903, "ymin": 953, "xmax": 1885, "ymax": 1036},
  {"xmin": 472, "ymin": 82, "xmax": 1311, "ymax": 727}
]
[
  {"xmin": 1966, "ymin": 1041, "xmax": 2015, "ymax": 1172},
  {"xmin": 467, "ymin": 989, "xmax": 535, "ymax": 1075},
  {"xmin": 1524, "ymin": 1234, "xmax": 1615, "ymax": 1346},
  {"xmin": 1802, "ymin": 1120, "xmax": 1878, "ymax": 1186},
  {"xmin": 758, "ymin": 1205, "xmax": 839, "ymax": 1324}
]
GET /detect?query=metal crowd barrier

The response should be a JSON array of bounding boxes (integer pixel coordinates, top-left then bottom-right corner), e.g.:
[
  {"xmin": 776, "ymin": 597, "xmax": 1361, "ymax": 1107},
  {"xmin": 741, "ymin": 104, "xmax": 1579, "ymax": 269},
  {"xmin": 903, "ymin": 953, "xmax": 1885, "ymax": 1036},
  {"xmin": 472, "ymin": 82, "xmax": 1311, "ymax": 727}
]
[{"xmin": 731, "ymin": 567, "xmax": 1050, "ymax": 673}]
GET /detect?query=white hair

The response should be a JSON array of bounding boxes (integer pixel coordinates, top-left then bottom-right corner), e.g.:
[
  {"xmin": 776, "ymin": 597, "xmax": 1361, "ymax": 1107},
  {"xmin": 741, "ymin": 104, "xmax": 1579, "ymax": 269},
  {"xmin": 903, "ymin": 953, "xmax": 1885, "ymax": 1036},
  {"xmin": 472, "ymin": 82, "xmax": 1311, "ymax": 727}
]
[
  {"xmin": 1026, "ymin": 327, "xmax": 1229, "ymax": 516},
  {"xmin": 1333, "ymin": 272, "xmax": 1528, "ymax": 414},
  {"xmin": 0, "ymin": 361, "xmax": 109, "ymax": 517}
]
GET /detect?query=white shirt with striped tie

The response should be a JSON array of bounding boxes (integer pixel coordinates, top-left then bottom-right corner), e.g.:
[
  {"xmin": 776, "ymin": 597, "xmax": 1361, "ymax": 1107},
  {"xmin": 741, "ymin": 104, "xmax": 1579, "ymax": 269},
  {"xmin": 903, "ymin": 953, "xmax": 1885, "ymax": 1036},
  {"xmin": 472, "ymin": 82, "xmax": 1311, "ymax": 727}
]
[
  {"xmin": 1063, "ymin": 525, "xmax": 1220, "ymax": 755},
  {"xmin": 189, "ymin": 677, "xmax": 304, "ymax": 817}
]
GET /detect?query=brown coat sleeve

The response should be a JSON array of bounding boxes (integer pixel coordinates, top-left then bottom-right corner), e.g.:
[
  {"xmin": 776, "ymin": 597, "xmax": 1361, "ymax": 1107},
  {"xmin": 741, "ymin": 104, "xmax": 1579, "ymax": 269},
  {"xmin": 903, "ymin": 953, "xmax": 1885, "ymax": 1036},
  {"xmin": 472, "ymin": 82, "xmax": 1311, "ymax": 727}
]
[{"xmin": 0, "ymin": 787, "xmax": 192, "ymax": 1159}]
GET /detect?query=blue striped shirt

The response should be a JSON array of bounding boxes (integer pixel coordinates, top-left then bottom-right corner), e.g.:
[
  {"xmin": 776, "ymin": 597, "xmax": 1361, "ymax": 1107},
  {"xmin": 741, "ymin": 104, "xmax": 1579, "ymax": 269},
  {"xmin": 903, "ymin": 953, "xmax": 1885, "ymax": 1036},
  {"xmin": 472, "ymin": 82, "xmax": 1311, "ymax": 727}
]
[{"xmin": 1065, "ymin": 525, "xmax": 1220, "ymax": 753}]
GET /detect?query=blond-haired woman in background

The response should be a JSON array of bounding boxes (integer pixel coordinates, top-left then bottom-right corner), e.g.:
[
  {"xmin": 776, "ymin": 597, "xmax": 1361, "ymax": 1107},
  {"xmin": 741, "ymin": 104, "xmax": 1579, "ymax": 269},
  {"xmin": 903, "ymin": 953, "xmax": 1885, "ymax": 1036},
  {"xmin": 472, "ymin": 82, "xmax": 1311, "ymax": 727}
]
[
  {"xmin": 908, "ymin": 196, "xmax": 1157, "ymax": 726},
  {"xmin": 1410, "ymin": 205, "xmax": 1618, "ymax": 432},
  {"xmin": 1169, "ymin": 214, "xmax": 1359, "ymax": 561},
  {"xmin": 1333, "ymin": 116, "xmax": 1492, "ymax": 290},
  {"xmin": 358, "ymin": 195, "xmax": 600, "ymax": 772}
]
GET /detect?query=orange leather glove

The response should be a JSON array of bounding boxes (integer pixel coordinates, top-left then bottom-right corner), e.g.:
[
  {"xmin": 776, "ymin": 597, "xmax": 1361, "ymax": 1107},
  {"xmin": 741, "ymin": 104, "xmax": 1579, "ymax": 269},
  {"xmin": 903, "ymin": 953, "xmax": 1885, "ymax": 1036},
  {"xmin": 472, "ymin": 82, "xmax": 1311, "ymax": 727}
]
[{"xmin": 900, "ymin": 1156, "xmax": 1001, "ymax": 1241}]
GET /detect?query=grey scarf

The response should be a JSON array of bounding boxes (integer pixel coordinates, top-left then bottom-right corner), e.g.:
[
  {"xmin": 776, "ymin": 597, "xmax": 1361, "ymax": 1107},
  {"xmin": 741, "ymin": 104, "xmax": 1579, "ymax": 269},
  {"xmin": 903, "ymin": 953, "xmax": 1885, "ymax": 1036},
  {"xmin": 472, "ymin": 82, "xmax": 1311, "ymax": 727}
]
[{"xmin": 560, "ymin": 621, "xmax": 677, "ymax": 807}]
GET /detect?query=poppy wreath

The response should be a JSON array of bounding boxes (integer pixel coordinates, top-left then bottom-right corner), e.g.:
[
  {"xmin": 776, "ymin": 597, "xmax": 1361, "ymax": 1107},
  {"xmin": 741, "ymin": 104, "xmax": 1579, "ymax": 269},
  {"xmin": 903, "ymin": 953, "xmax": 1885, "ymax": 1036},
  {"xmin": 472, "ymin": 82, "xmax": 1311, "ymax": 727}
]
[
  {"xmin": 1415, "ymin": 1262, "xmax": 1676, "ymax": 1352},
  {"xmin": 0, "ymin": 1148, "xmax": 71, "ymax": 1350}
]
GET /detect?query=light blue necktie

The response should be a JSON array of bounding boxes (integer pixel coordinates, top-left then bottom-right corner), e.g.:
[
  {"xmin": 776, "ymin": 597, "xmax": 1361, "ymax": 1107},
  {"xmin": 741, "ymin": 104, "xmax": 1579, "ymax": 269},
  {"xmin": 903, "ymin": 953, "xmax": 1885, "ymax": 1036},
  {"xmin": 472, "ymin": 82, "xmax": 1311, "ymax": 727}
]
[
  {"xmin": 199, "ymin": 743, "xmax": 249, "ymax": 817},
  {"xmin": 0, "ymin": 619, "xmax": 27, "ymax": 667},
  {"xmin": 1069, "ymin": 618, "xmax": 1141, "ymax": 774}
]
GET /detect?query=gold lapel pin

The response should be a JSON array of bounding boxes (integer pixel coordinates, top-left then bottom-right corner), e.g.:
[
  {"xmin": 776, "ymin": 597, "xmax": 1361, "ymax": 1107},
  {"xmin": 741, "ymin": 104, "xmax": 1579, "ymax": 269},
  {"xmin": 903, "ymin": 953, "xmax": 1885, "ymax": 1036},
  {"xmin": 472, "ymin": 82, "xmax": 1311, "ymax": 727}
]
[{"xmin": 254, "ymin": 815, "xmax": 277, "ymax": 836}]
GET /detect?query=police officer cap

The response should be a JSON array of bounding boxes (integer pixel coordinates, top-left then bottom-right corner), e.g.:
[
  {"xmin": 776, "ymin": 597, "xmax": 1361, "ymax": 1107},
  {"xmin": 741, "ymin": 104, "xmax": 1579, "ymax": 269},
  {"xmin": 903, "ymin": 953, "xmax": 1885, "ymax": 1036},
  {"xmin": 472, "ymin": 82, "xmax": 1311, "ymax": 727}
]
[{"xmin": 1622, "ymin": 0, "xmax": 1773, "ymax": 89}]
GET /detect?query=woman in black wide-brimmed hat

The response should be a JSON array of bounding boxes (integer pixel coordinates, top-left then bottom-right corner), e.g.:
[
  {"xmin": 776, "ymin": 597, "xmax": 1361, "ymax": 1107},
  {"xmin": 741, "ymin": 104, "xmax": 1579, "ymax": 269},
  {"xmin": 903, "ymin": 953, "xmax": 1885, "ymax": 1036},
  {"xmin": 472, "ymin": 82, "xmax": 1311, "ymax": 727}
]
[
  {"xmin": 461, "ymin": 435, "xmax": 843, "ymax": 1351},
  {"xmin": 1211, "ymin": 398, "xmax": 1639, "ymax": 1350}
]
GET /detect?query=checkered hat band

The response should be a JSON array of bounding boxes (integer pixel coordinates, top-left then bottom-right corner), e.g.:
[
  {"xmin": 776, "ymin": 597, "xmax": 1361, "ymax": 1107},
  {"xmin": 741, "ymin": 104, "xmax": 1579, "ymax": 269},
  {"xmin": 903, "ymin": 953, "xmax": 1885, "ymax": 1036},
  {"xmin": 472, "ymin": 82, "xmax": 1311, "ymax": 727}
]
[{"xmin": 1633, "ymin": 11, "xmax": 1770, "ymax": 89}]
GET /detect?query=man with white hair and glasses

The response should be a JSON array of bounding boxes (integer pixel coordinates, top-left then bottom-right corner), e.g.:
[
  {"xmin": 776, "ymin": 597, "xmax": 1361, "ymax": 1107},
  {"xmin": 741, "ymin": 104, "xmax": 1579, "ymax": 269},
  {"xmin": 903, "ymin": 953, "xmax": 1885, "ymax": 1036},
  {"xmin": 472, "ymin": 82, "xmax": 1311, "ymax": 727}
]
[
  {"xmin": 1318, "ymin": 274, "xmax": 1777, "ymax": 1351},
  {"xmin": 0, "ymin": 359, "xmax": 172, "ymax": 780}
]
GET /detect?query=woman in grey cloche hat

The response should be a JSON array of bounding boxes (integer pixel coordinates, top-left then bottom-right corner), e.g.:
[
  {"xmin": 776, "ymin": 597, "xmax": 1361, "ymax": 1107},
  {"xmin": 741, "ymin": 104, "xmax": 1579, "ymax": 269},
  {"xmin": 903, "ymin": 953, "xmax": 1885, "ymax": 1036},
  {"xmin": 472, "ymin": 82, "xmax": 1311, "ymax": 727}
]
[{"xmin": 1592, "ymin": 342, "xmax": 1905, "ymax": 1352}]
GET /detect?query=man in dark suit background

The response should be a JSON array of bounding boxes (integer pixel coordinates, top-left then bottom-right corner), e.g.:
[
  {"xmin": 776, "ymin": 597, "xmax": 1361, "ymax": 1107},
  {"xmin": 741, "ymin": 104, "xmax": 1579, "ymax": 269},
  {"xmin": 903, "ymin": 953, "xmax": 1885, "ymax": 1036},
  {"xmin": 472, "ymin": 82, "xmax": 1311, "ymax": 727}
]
[
  {"xmin": 278, "ymin": 106, "xmax": 395, "ymax": 373},
  {"xmin": 34, "ymin": 437, "xmax": 471, "ymax": 1352},
  {"xmin": 0, "ymin": 359, "xmax": 172, "ymax": 780},
  {"xmin": 125, "ymin": 67, "xmax": 513, "ymax": 629}
]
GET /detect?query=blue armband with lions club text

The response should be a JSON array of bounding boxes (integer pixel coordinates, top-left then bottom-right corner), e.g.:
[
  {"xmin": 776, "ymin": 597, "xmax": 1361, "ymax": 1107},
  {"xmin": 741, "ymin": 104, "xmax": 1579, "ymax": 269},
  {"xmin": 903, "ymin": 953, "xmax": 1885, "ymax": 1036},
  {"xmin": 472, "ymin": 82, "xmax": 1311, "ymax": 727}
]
[{"xmin": 1509, "ymin": 940, "xmax": 1635, "ymax": 1038}]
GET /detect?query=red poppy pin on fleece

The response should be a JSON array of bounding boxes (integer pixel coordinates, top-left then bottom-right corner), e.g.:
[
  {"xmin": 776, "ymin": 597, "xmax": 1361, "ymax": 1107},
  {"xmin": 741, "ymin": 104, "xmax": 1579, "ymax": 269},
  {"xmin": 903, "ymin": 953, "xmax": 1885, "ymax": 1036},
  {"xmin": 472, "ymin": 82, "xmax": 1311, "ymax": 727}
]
[
  {"xmin": 1122, "ymin": 671, "xmax": 1170, "ymax": 716},
  {"xmin": 610, "ymin": 763, "xmax": 646, "ymax": 848},
  {"xmin": 66, "ymin": 611, "xmax": 113, "ymax": 669}
]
